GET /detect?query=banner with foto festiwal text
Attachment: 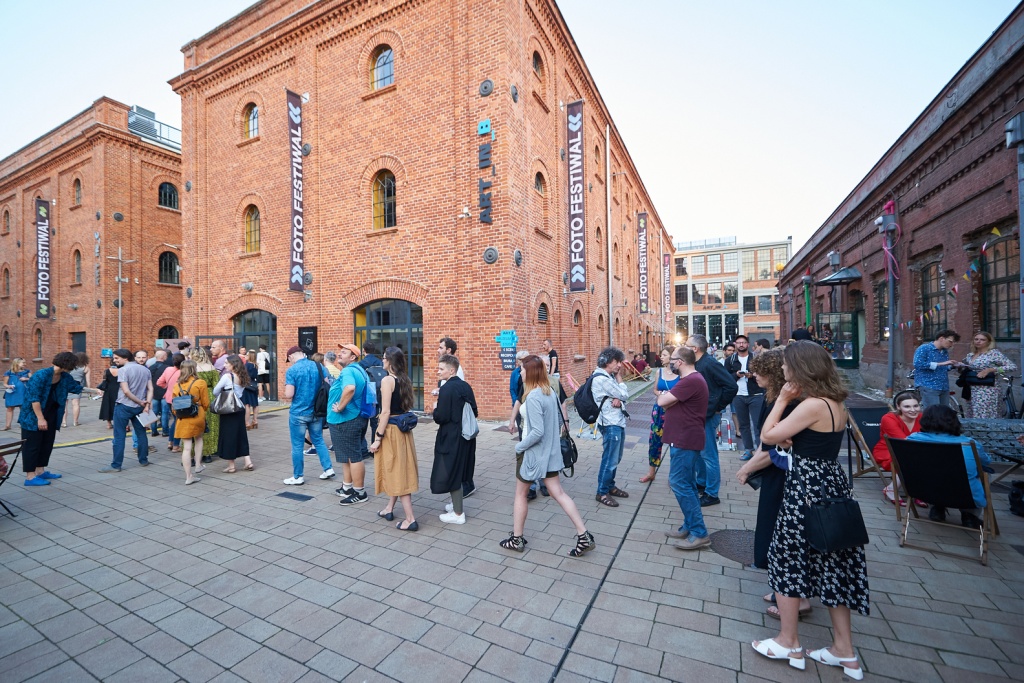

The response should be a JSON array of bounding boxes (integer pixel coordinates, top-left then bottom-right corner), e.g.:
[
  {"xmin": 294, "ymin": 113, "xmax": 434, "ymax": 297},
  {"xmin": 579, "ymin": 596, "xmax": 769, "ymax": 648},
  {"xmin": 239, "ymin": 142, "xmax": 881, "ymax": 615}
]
[
  {"xmin": 287, "ymin": 90, "xmax": 305, "ymax": 292},
  {"xmin": 566, "ymin": 100, "xmax": 586, "ymax": 292},
  {"xmin": 637, "ymin": 212, "xmax": 649, "ymax": 313},
  {"xmin": 36, "ymin": 199, "xmax": 51, "ymax": 318}
]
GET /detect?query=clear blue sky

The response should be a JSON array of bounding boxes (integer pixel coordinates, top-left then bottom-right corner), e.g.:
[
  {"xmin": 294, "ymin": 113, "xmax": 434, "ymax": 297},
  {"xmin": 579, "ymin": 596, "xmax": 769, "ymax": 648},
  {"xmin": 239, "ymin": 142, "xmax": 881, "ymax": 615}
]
[{"xmin": 0, "ymin": 0, "xmax": 1018, "ymax": 253}]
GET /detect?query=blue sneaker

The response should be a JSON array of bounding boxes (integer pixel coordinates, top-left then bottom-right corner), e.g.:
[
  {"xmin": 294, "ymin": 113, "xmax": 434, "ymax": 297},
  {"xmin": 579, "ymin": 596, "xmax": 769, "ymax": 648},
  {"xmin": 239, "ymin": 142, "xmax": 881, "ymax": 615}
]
[
  {"xmin": 740, "ymin": 451, "xmax": 754, "ymax": 462},
  {"xmin": 38, "ymin": 471, "xmax": 62, "ymax": 479},
  {"xmin": 24, "ymin": 478, "xmax": 51, "ymax": 486}
]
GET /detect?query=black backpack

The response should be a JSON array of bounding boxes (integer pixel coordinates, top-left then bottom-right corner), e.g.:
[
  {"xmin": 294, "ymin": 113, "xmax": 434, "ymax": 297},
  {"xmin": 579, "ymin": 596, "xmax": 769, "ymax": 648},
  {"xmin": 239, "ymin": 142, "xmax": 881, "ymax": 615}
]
[
  {"xmin": 312, "ymin": 362, "xmax": 330, "ymax": 419},
  {"xmin": 573, "ymin": 372, "xmax": 608, "ymax": 424},
  {"xmin": 1009, "ymin": 480, "xmax": 1024, "ymax": 517},
  {"xmin": 364, "ymin": 366, "xmax": 389, "ymax": 419}
]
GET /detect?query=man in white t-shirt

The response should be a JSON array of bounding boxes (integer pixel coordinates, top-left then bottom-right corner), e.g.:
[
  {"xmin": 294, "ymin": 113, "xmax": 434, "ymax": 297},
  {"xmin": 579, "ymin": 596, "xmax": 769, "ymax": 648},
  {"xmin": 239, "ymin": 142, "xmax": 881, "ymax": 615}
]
[
  {"xmin": 256, "ymin": 344, "xmax": 271, "ymax": 401},
  {"xmin": 723, "ymin": 335, "xmax": 764, "ymax": 462}
]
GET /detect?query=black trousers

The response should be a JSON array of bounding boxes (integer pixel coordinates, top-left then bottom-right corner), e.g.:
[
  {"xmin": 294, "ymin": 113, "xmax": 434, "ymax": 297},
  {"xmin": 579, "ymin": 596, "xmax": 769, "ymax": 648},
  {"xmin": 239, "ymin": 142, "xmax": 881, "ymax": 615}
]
[{"xmin": 21, "ymin": 428, "xmax": 57, "ymax": 473}]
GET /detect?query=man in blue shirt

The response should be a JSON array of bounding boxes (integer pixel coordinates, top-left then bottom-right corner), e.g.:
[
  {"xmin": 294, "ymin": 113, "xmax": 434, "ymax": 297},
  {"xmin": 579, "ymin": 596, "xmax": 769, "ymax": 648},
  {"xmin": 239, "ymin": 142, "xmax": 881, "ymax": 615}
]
[
  {"xmin": 283, "ymin": 345, "xmax": 333, "ymax": 485},
  {"xmin": 912, "ymin": 329, "xmax": 961, "ymax": 409},
  {"xmin": 330, "ymin": 344, "xmax": 369, "ymax": 505}
]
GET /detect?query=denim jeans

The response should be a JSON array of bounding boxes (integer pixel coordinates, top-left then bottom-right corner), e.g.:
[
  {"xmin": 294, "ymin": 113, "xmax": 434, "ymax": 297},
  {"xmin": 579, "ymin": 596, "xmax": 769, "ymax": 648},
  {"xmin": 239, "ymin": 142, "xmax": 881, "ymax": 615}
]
[
  {"xmin": 163, "ymin": 400, "xmax": 179, "ymax": 447},
  {"xmin": 112, "ymin": 403, "xmax": 148, "ymax": 469},
  {"xmin": 732, "ymin": 394, "xmax": 764, "ymax": 451},
  {"xmin": 150, "ymin": 398, "xmax": 166, "ymax": 436},
  {"xmin": 694, "ymin": 413, "xmax": 721, "ymax": 497},
  {"xmin": 669, "ymin": 446, "xmax": 707, "ymax": 538},
  {"xmin": 596, "ymin": 424, "xmax": 625, "ymax": 495},
  {"xmin": 290, "ymin": 413, "xmax": 331, "ymax": 478},
  {"xmin": 918, "ymin": 386, "xmax": 949, "ymax": 409}
]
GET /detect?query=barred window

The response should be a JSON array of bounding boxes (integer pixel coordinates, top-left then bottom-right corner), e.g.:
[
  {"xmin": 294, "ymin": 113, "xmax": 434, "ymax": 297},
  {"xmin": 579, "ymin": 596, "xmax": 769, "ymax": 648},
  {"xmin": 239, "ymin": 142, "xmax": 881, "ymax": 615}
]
[
  {"xmin": 371, "ymin": 46, "xmax": 394, "ymax": 90},
  {"xmin": 3, "ymin": 268, "xmax": 9, "ymax": 296},
  {"xmin": 538, "ymin": 303, "xmax": 549, "ymax": 323},
  {"xmin": 758, "ymin": 295, "xmax": 773, "ymax": 313},
  {"xmin": 675, "ymin": 284, "xmax": 687, "ymax": 305},
  {"xmin": 690, "ymin": 256, "xmax": 705, "ymax": 275},
  {"xmin": 983, "ymin": 238, "xmax": 1020, "ymax": 341},
  {"xmin": 241, "ymin": 103, "xmax": 259, "ymax": 139},
  {"xmin": 920, "ymin": 263, "xmax": 946, "ymax": 340},
  {"xmin": 159, "ymin": 252, "xmax": 179, "ymax": 284},
  {"xmin": 2, "ymin": 209, "xmax": 8, "ymax": 234},
  {"xmin": 757, "ymin": 249, "xmax": 772, "ymax": 279},
  {"xmin": 158, "ymin": 183, "xmax": 179, "ymax": 209},
  {"xmin": 158, "ymin": 325, "xmax": 179, "ymax": 339},
  {"xmin": 244, "ymin": 206, "xmax": 260, "ymax": 253},
  {"xmin": 707, "ymin": 254, "xmax": 721, "ymax": 274},
  {"xmin": 724, "ymin": 282, "xmax": 738, "ymax": 304},
  {"xmin": 372, "ymin": 170, "xmax": 396, "ymax": 230},
  {"xmin": 742, "ymin": 252, "xmax": 755, "ymax": 281},
  {"xmin": 35, "ymin": 328, "xmax": 42, "ymax": 358},
  {"xmin": 675, "ymin": 257, "xmax": 687, "ymax": 276}
]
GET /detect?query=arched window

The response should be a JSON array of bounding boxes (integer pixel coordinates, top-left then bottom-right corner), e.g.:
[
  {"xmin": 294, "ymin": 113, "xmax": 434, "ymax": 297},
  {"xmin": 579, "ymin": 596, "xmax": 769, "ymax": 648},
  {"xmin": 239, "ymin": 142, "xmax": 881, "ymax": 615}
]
[
  {"xmin": 2, "ymin": 209, "xmax": 8, "ymax": 234},
  {"xmin": 73, "ymin": 178, "xmax": 82, "ymax": 205},
  {"xmin": 595, "ymin": 145, "xmax": 601, "ymax": 169},
  {"xmin": 373, "ymin": 170, "xmax": 396, "ymax": 230},
  {"xmin": 35, "ymin": 329, "xmax": 42, "ymax": 358},
  {"xmin": 3, "ymin": 268, "xmax": 9, "ymax": 296},
  {"xmin": 596, "ymin": 226, "xmax": 602, "ymax": 245},
  {"xmin": 371, "ymin": 46, "xmax": 394, "ymax": 90},
  {"xmin": 2, "ymin": 330, "xmax": 9, "ymax": 358},
  {"xmin": 532, "ymin": 51, "xmax": 544, "ymax": 79},
  {"xmin": 159, "ymin": 251, "xmax": 179, "ymax": 284},
  {"xmin": 534, "ymin": 172, "xmax": 545, "ymax": 195},
  {"xmin": 626, "ymin": 253, "xmax": 631, "ymax": 286},
  {"xmin": 158, "ymin": 325, "xmax": 179, "ymax": 339},
  {"xmin": 158, "ymin": 183, "xmax": 179, "ymax": 210},
  {"xmin": 613, "ymin": 242, "xmax": 619, "ymax": 275},
  {"xmin": 241, "ymin": 103, "xmax": 259, "ymax": 139},
  {"xmin": 244, "ymin": 206, "xmax": 260, "ymax": 252},
  {"xmin": 573, "ymin": 310, "xmax": 581, "ymax": 326},
  {"xmin": 73, "ymin": 250, "xmax": 81, "ymax": 284},
  {"xmin": 598, "ymin": 314, "xmax": 605, "ymax": 333},
  {"xmin": 538, "ymin": 303, "xmax": 549, "ymax": 323}
]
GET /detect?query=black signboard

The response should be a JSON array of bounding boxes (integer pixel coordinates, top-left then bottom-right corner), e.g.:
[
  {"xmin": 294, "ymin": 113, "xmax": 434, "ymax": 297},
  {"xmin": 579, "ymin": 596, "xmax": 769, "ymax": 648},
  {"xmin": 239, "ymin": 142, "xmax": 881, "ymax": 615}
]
[
  {"xmin": 298, "ymin": 326, "xmax": 317, "ymax": 355},
  {"xmin": 499, "ymin": 347, "xmax": 517, "ymax": 371}
]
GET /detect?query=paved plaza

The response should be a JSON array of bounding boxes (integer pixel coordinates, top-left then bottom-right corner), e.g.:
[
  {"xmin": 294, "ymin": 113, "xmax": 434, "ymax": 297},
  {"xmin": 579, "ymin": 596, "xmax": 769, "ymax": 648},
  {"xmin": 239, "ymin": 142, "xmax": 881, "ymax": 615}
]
[{"xmin": 1, "ymin": 394, "xmax": 1022, "ymax": 683}]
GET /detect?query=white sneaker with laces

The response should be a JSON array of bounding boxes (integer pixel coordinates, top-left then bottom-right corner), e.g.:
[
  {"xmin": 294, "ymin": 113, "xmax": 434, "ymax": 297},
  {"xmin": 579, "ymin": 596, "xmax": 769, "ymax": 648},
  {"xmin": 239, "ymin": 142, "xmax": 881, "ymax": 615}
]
[
  {"xmin": 439, "ymin": 511, "xmax": 466, "ymax": 524},
  {"xmin": 320, "ymin": 469, "xmax": 335, "ymax": 480},
  {"xmin": 445, "ymin": 503, "xmax": 455, "ymax": 513},
  {"xmin": 283, "ymin": 477, "xmax": 305, "ymax": 485}
]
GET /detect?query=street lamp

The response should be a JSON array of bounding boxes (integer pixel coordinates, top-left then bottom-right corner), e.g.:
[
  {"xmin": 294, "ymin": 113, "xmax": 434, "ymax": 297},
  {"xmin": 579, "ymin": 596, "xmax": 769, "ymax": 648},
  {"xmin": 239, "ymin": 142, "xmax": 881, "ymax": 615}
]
[
  {"xmin": 106, "ymin": 247, "xmax": 135, "ymax": 348},
  {"xmin": 1004, "ymin": 113, "xmax": 1024, "ymax": 379}
]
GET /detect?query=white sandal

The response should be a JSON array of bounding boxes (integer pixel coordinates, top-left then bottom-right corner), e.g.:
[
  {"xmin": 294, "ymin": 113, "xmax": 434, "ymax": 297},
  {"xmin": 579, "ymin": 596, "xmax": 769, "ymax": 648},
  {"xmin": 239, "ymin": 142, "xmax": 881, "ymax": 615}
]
[
  {"xmin": 807, "ymin": 648, "xmax": 863, "ymax": 680},
  {"xmin": 752, "ymin": 639, "xmax": 805, "ymax": 670}
]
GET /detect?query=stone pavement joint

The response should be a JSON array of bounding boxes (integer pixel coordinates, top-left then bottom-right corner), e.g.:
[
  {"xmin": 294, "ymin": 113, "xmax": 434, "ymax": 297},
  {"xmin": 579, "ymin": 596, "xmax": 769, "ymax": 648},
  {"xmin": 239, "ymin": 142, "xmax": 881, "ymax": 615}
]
[{"xmin": 1, "ymin": 395, "xmax": 1022, "ymax": 681}]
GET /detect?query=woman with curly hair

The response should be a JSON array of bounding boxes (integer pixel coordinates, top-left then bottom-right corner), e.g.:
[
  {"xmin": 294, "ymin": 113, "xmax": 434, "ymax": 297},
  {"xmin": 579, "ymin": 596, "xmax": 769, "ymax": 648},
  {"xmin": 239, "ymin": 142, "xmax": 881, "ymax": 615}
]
[
  {"xmin": 752, "ymin": 341, "xmax": 867, "ymax": 680},
  {"xmin": 641, "ymin": 346, "xmax": 679, "ymax": 484}
]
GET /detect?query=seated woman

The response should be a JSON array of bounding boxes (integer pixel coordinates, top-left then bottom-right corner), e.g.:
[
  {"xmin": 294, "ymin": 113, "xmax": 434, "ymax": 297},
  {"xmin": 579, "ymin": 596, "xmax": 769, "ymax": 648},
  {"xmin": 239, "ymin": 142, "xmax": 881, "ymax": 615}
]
[
  {"xmin": 871, "ymin": 389, "xmax": 922, "ymax": 505},
  {"xmin": 906, "ymin": 405, "xmax": 992, "ymax": 528}
]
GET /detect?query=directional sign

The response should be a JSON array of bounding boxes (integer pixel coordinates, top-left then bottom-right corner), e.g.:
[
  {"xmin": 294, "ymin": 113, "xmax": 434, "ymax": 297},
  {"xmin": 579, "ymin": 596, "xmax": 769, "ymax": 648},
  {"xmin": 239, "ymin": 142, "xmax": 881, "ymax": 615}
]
[
  {"xmin": 494, "ymin": 329, "xmax": 519, "ymax": 347},
  {"xmin": 499, "ymin": 347, "xmax": 517, "ymax": 371}
]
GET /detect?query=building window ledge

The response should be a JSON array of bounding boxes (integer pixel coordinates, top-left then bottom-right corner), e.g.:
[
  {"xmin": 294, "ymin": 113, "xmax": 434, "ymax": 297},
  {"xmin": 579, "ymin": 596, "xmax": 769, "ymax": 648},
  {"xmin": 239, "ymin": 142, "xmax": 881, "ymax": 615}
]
[
  {"xmin": 366, "ymin": 228, "xmax": 399, "ymax": 238},
  {"xmin": 157, "ymin": 205, "xmax": 182, "ymax": 215},
  {"xmin": 532, "ymin": 91, "xmax": 549, "ymax": 113},
  {"xmin": 534, "ymin": 227, "xmax": 552, "ymax": 240},
  {"xmin": 362, "ymin": 83, "xmax": 397, "ymax": 101},
  {"xmin": 239, "ymin": 251, "xmax": 262, "ymax": 259},
  {"xmin": 70, "ymin": 282, "xmax": 82, "ymax": 288},
  {"xmin": 157, "ymin": 282, "xmax": 182, "ymax": 288},
  {"xmin": 69, "ymin": 204, "xmax": 83, "ymax": 212},
  {"xmin": 237, "ymin": 136, "xmax": 261, "ymax": 149}
]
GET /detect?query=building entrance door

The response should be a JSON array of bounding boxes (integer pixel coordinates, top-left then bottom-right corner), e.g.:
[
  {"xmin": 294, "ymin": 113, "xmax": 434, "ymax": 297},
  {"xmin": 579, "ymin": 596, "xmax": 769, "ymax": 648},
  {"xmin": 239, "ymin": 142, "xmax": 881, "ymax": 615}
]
[
  {"xmin": 196, "ymin": 309, "xmax": 278, "ymax": 400},
  {"xmin": 354, "ymin": 299, "xmax": 424, "ymax": 410}
]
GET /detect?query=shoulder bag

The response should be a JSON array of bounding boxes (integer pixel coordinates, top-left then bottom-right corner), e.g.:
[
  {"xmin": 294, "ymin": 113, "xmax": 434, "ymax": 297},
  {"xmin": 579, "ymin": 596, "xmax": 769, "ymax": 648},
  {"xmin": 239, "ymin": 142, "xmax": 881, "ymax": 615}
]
[
  {"xmin": 172, "ymin": 379, "xmax": 199, "ymax": 419},
  {"xmin": 461, "ymin": 400, "xmax": 479, "ymax": 440},
  {"xmin": 388, "ymin": 411, "xmax": 418, "ymax": 432},
  {"xmin": 559, "ymin": 398, "xmax": 579, "ymax": 477},
  {"xmin": 797, "ymin": 455, "xmax": 869, "ymax": 553},
  {"xmin": 211, "ymin": 378, "xmax": 245, "ymax": 415}
]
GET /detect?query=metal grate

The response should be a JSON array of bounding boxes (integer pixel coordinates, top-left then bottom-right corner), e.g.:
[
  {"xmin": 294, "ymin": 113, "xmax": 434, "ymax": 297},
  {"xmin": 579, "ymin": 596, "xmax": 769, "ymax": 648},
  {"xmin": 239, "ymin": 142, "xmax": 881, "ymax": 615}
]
[
  {"xmin": 538, "ymin": 303, "xmax": 549, "ymax": 322},
  {"xmin": 276, "ymin": 492, "xmax": 314, "ymax": 502}
]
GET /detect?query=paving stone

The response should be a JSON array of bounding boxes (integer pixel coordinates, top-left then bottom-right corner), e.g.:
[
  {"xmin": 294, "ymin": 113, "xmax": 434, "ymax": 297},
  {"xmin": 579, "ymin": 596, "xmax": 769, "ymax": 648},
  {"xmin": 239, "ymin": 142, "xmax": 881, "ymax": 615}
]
[
  {"xmin": 194, "ymin": 628, "xmax": 262, "ymax": 668},
  {"xmin": 371, "ymin": 607, "xmax": 434, "ymax": 641},
  {"xmin": 305, "ymin": 649, "xmax": 358, "ymax": 680},
  {"xmin": 104, "ymin": 655, "xmax": 179, "ymax": 683},
  {"xmin": 72, "ymin": 636, "xmax": 144, "ymax": 679},
  {"xmin": 315, "ymin": 619, "xmax": 402, "ymax": 668},
  {"xmin": 33, "ymin": 609, "xmax": 98, "ymax": 643},
  {"xmin": 580, "ymin": 608, "xmax": 653, "ymax": 647},
  {"xmin": 155, "ymin": 607, "xmax": 225, "ymax": 646},
  {"xmin": 648, "ymin": 623, "xmax": 740, "ymax": 670},
  {"xmin": 263, "ymin": 630, "xmax": 323, "ymax": 664},
  {"xmin": 107, "ymin": 612, "xmax": 159, "ymax": 642},
  {"xmin": 135, "ymin": 630, "xmax": 191, "ymax": 664},
  {"xmin": 0, "ymin": 620, "xmax": 44, "ymax": 659},
  {"xmin": 22, "ymin": 659, "xmax": 98, "ymax": 683},
  {"xmin": 168, "ymin": 650, "xmax": 225, "ymax": 683},
  {"xmin": 476, "ymin": 644, "xmax": 556, "ymax": 683},
  {"xmin": 377, "ymin": 640, "xmax": 472, "ymax": 682},
  {"xmin": 232, "ymin": 646, "xmax": 309, "ymax": 683},
  {"xmin": 8, "ymin": 592, "xmax": 73, "ymax": 624}
]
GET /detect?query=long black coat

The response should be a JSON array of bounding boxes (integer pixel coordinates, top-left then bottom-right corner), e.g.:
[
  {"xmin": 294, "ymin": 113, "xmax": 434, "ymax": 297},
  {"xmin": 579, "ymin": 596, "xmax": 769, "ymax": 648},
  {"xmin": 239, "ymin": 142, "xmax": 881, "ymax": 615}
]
[{"xmin": 431, "ymin": 376, "xmax": 478, "ymax": 494}]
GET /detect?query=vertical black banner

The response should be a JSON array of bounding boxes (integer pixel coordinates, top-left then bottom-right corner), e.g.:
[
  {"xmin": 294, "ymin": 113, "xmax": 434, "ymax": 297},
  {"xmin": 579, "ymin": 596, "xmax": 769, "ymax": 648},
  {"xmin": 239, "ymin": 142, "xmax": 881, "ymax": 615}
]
[
  {"xmin": 287, "ymin": 90, "xmax": 305, "ymax": 292},
  {"xmin": 36, "ymin": 199, "xmax": 51, "ymax": 318},
  {"xmin": 566, "ymin": 100, "xmax": 586, "ymax": 292},
  {"xmin": 638, "ymin": 212, "xmax": 649, "ymax": 313}
]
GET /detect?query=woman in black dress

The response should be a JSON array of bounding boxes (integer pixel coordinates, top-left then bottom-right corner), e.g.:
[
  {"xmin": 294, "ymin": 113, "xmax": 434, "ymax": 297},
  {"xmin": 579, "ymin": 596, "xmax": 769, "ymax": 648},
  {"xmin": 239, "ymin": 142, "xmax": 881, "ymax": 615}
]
[
  {"xmin": 98, "ymin": 362, "xmax": 120, "ymax": 428},
  {"xmin": 431, "ymin": 354, "xmax": 477, "ymax": 524},
  {"xmin": 243, "ymin": 350, "xmax": 260, "ymax": 429},
  {"xmin": 213, "ymin": 355, "xmax": 253, "ymax": 472},
  {"xmin": 751, "ymin": 341, "xmax": 867, "ymax": 680}
]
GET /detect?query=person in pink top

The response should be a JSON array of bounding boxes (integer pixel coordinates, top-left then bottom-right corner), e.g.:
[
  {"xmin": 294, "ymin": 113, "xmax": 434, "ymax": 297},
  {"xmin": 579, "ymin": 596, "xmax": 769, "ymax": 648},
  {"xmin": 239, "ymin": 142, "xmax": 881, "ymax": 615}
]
[{"xmin": 158, "ymin": 353, "xmax": 186, "ymax": 452}]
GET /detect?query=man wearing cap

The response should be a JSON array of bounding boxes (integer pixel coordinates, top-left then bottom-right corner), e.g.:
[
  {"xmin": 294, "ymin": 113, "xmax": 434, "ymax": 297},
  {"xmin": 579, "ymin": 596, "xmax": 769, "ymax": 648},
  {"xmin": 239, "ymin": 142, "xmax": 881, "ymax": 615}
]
[
  {"xmin": 100, "ymin": 348, "xmax": 154, "ymax": 473},
  {"xmin": 283, "ymin": 346, "xmax": 333, "ymax": 485},
  {"xmin": 330, "ymin": 344, "xmax": 370, "ymax": 505}
]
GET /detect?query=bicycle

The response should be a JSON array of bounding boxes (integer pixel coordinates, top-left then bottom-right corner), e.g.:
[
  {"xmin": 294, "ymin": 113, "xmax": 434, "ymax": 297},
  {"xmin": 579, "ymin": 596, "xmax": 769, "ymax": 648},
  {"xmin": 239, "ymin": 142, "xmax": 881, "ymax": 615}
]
[
  {"xmin": 905, "ymin": 368, "xmax": 964, "ymax": 417},
  {"xmin": 998, "ymin": 375, "xmax": 1021, "ymax": 419}
]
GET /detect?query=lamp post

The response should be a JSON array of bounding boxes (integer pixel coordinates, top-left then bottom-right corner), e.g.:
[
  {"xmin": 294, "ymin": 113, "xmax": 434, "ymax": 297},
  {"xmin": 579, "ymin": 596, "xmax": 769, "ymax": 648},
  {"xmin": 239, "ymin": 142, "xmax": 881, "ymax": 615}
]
[
  {"xmin": 106, "ymin": 247, "xmax": 135, "ymax": 348},
  {"xmin": 801, "ymin": 275, "xmax": 812, "ymax": 328},
  {"xmin": 1004, "ymin": 113, "xmax": 1024, "ymax": 378}
]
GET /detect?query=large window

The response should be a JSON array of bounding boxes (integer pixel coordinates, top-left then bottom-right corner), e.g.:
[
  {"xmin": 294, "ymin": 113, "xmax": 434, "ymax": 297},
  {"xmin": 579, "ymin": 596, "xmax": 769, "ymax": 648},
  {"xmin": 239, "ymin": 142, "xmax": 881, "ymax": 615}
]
[
  {"xmin": 875, "ymin": 282, "xmax": 889, "ymax": 342},
  {"xmin": 675, "ymin": 257, "xmax": 687, "ymax": 276},
  {"xmin": 758, "ymin": 249, "xmax": 773, "ymax": 279},
  {"xmin": 690, "ymin": 255, "xmax": 705, "ymax": 275},
  {"xmin": 373, "ymin": 170, "xmax": 396, "ymax": 230},
  {"xmin": 371, "ymin": 46, "xmax": 394, "ymax": 90},
  {"xmin": 983, "ymin": 238, "xmax": 1020, "ymax": 341},
  {"xmin": 920, "ymin": 263, "xmax": 946, "ymax": 340},
  {"xmin": 244, "ymin": 205, "xmax": 260, "ymax": 253},
  {"xmin": 724, "ymin": 281, "xmax": 738, "ymax": 304},
  {"xmin": 758, "ymin": 295, "xmax": 773, "ymax": 313},
  {"xmin": 706, "ymin": 254, "xmax": 721, "ymax": 274},
  {"xmin": 705, "ymin": 282, "xmax": 722, "ymax": 305},
  {"xmin": 724, "ymin": 252, "xmax": 738, "ymax": 272},
  {"xmin": 159, "ymin": 252, "xmax": 180, "ymax": 284},
  {"xmin": 159, "ymin": 183, "xmax": 179, "ymax": 209},
  {"xmin": 742, "ymin": 252, "xmax": 755, "ymax": 281},
  {"xmin": 675, "ymin": 284, "xmax": 688, "ymax": 305},
  {"xmin": 242, "ymin": 103, "xmax": 259, "ymax": 139},
  {"xmin": 692, "ymin": 283, "xmax": 705, "ymax": 305},
  {"xmin": 743, "ymin": 296, "xmax": 755, "ymax": 314}
]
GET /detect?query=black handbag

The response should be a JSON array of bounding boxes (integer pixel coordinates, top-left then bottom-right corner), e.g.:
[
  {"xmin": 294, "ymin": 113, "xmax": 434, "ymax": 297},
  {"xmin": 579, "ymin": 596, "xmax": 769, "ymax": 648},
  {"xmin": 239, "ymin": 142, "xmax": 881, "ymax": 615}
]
[
  {"xmin": 559, "ymin": 409, "xmax": 578, "ymax": 477},
  {"xmin": 956, "ymin": 369, "xmax": 995, "ymax": 387},
  {"xmin": 797, "ymin": 457, "xmax": 869, "ymax": 553}
]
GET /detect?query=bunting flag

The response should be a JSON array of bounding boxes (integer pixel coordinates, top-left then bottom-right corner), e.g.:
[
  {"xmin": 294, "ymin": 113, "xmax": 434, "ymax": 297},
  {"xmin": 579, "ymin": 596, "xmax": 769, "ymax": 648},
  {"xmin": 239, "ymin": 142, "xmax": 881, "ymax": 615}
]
[
  {"xmin": 991, "ymin": 227, "xmax": 1002, "ymax": 237},
  {"xmin": 963, "ymin": 272, "xmax": 971, "ymax": 281}
]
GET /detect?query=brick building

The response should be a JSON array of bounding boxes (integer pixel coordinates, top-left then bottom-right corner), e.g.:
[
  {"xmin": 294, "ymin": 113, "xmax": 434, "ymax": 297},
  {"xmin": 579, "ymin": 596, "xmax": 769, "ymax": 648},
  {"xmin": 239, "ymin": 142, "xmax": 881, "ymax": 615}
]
[
  {"xmin": 170, "ymin": 0, "xmax": 673, "ymax": 417},
  {"xmin": 0, "ymin": 98, "xmax": 183, "ymax": 370},
  {"xmin": 672, "ymin": 237, "xmax": 791, "ymax": 347},
  {"xmin": 779, "ymin": 5, "xmax": 1024, "ymax": 397}
]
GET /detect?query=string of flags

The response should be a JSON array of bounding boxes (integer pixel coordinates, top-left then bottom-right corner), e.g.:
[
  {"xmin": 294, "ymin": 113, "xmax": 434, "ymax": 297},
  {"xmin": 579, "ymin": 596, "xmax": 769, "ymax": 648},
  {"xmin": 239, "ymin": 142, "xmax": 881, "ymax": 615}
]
[{"xmin": 897, "ymin": 227, "xmax": 1001, "ymax": 331}]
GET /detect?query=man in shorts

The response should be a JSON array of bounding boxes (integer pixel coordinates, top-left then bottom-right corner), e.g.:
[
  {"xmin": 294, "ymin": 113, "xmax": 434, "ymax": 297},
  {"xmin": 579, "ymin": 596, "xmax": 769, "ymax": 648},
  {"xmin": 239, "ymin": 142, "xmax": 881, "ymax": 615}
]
[{"xmin": 330, "ymin": 344, "xmax": 369, "ymax": 505}]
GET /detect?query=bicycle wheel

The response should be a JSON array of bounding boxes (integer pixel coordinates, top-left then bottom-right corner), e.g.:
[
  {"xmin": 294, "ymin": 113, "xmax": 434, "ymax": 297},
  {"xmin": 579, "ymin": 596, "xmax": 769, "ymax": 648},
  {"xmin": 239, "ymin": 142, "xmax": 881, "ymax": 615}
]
[{"xmin": 949, "ymin": 395, "xmax": 965, "ymax": 418}]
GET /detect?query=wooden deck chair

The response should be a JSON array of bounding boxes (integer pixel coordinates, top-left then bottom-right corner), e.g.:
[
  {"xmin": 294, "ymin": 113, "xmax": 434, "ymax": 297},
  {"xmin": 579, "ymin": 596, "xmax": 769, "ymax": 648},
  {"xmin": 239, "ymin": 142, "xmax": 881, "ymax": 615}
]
[
  {"xmin": 620, "ymin": 361, "xmax": 643, "ymax": 381},
  {"xmin": 885, "ymin": 436, "xmax": 999, "ymax": 565},
  {"xmin": 989, "ymin": 449, "xmax": 1024, "ymax": 491},
  {"xmin": 845, "ymin": 406, "xmax": 891, "ymax": 486},
  {"xmin": 0, "ymin": 440, "xmax": 25, "ymax": 518}
]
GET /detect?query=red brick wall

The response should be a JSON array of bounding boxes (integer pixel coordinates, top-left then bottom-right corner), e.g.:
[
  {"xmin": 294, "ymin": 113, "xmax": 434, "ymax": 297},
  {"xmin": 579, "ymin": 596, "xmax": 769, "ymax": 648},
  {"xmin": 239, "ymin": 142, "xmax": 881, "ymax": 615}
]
[
  {"xmin": 172, "ymin": 0, "xmax": 672, "ymax": 417},
  {"xmin": 0, "ymin": 98, "xmax": 182, "ymax": 371}
]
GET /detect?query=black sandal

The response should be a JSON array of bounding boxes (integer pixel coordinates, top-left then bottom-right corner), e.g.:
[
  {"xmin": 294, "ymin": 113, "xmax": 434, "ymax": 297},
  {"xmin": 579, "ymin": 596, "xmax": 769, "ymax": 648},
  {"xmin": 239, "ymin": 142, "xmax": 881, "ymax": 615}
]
[
  {"xmin": 499, "ymin": 532, "xmax": 526, "ymax": 552},
  {"xmin": 378, "ymin": 510, "xmax": 394, "ymax": 521},
  {"xmin": 608, "ymin": 487, "xmax": 629, "ymax": 498},
  {"xmin": 595, "ymin": 494, "xmax": 619, "ymax": 507},
  {"xmin": 568, "ymin": 531, "xmax": 595, "ymax": 557}
]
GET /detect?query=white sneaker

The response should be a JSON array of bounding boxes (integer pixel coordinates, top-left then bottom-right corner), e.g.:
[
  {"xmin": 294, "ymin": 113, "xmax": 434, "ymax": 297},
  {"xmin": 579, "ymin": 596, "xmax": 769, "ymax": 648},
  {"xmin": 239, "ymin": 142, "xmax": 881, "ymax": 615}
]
[
  {"xmin": 439, "ymin": 511, "xmax": 466, "ymax": 525},
  {"xmin": 258, "ymin": 396, "xmax": 266, "ymax": 403},
  {"xmin": 283, "ymin": 477, "xmax": 305, "ymax": 485},
  {"xmin": 319, "ymin": 469, "xmax": 335, "ymax": 480},
  {"xmin": 445, "ymin": 503, "xmax": 455, "ymax": 513}
]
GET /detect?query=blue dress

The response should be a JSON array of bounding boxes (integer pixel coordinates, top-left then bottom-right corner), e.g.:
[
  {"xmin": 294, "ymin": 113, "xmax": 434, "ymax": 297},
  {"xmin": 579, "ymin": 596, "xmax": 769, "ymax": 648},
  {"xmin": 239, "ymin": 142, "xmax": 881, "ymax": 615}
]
[{"xmin": 4, "ymin": 370, "xmax": 30, "ymax": 408}]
